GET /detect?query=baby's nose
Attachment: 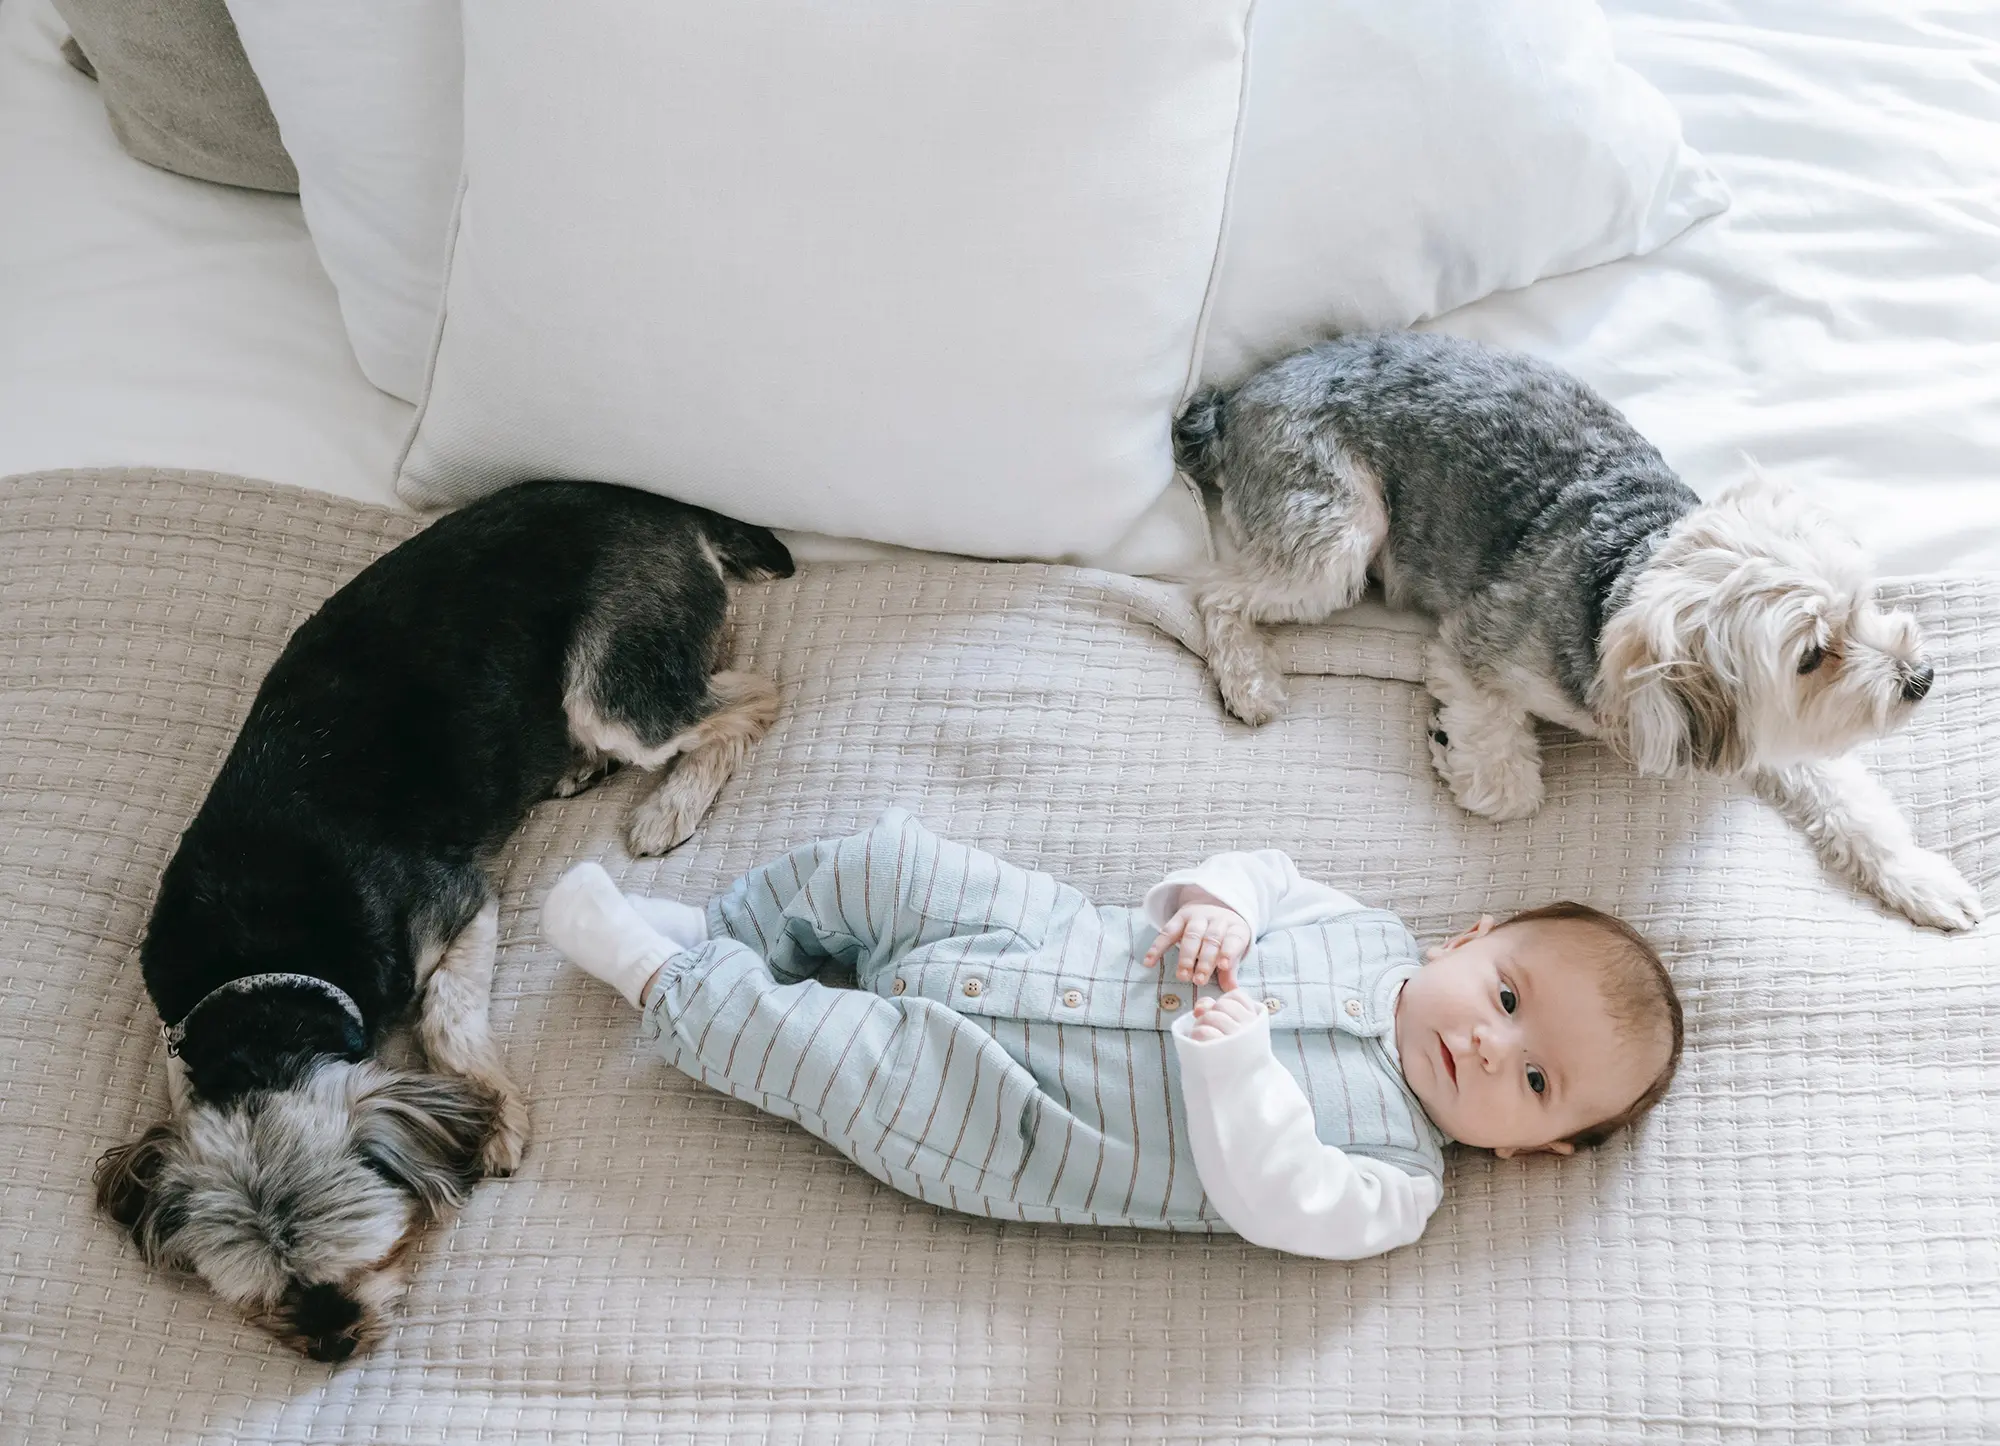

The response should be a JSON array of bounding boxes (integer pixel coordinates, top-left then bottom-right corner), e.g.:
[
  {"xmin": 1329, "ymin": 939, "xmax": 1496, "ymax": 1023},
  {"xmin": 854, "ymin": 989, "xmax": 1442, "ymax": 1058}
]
[
  {"xmin": 1472, "ymin": 1021, "xmax": 1520, "ymax": 1070},
  {"xmin": 1469, "ymin": 1026, "xmax": 1502, "ymax": 1070}
]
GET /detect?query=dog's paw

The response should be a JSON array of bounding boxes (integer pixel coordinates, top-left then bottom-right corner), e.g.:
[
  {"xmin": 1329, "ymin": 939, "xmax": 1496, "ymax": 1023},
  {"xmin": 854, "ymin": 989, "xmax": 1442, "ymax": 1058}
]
[
  {"xmin": 1871, "ymin": 848, "xmax": 1986, "ymax": 932},
  {"xmin": 1216, "ymin": 666, "xmax": 1287, "ymax": 728},
  {"xmin": 1430, "ymin": 714, "xmax": 1544, "ymax": 821},
  {"xmin": 626, "ymin": 779, "xmax": 704, "ymax": 857},
  {"xmin": 551, "ymin": 758, "xmax": 621, "ymax": 799},
  {"xmin": 481, "ymin": 1088, "xmax": 531, "ymax": 1177}
]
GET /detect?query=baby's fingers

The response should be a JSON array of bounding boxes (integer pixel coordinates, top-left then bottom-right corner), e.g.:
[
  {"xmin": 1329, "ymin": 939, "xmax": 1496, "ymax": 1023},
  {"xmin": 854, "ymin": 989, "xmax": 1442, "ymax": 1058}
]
[
  {"xmin": 1188, "ymin": 993, "xmax": 1248, "ymax": 1038},
  {"xmin": 1177, "ymin": 924, "xmax": 1212, "ymax": 981},
  {"xmin": 1200, "ymin": 933, "xmax": 1234, "ymax": 986},
  {"xmin": 1186, "ymin": 931, "xmax": 1214, "ymax": 985},
  {"xmin": 1213, "ymin": 930, "xmax": 1250, "ymax": 991},
  {"xmin": 1143, "ymin": 910, "xmax": 1195, "ymax": 971},
  {"xmin": 1216, "ymin": 989, "xmax": 1265, "ymax": 1024}
]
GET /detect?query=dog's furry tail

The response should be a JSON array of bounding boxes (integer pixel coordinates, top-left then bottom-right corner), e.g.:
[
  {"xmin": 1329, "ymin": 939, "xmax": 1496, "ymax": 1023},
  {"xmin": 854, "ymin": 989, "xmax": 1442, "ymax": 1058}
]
[
  {"xmin": 698, "ymin": 513, "xmax": 796, "ymax": 581},
  {"xmin": 1173, "ymin": 388, "xmax": 1228, "ymax": 487}
]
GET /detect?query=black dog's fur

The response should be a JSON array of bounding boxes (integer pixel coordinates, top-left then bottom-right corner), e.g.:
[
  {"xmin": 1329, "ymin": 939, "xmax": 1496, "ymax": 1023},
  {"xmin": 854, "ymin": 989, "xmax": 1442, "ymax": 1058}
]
[
  {"xmin": 99, "ymin": 480, "xmax": 791, "ymax": 1357},
  {"xmin": 144, "ymin": 480, "xmax": 789, "ymax": 1100}
]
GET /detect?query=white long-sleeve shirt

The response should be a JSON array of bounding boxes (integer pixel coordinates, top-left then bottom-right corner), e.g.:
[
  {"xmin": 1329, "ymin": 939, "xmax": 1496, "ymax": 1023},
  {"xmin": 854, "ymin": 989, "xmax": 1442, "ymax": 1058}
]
[{"xmin": 1145, "ymin": 852, "xmax": 1442, "ymax": 1260}]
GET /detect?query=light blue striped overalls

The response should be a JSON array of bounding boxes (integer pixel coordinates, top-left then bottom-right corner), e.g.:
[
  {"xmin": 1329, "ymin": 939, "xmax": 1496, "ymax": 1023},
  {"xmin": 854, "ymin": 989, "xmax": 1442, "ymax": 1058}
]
[{"xmin": 642, "ymin": 810, "xmax": 1445, "ymax": 1229}]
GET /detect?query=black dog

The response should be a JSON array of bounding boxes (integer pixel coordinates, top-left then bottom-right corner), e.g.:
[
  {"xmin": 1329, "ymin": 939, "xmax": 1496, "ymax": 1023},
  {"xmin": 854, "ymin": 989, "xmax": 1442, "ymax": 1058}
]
[{"xmin": 94, "ymin": 480, "xmax": 791, "ymax": 1361}]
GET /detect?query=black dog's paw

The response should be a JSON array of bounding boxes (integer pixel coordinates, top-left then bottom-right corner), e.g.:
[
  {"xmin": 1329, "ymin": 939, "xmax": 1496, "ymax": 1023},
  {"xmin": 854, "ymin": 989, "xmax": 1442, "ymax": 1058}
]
[{"xmin": 551, "ymin": 758, "xmax": 624, "ymax": 799}]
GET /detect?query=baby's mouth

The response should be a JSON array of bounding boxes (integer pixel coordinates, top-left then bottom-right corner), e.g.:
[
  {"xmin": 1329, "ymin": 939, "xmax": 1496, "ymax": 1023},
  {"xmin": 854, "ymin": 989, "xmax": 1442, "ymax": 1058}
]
[{"xmin": 1438, "ymin": 1035, "xmax": 1458, "ymax": 1087}]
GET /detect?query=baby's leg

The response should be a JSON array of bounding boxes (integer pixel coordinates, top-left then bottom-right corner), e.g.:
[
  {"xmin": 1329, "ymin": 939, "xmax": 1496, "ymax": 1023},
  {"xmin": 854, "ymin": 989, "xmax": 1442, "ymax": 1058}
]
[
  {"xmin": 711, "ymin": 809, "xmax": 1044, "ymax": 988},
  {"xmin": 544, "ymin": 857, "xmax": 930, "ymax": 1124},
  {"xmin": 644, "ymin": 929, "xmax": 1039, "ymax": 1193},
  {"xmin": 543, "ymin": 864, "xmax": 684, "ymax": 1007},
  {"xmin": 625, "ymin": 892, "xmax": 709, "ymax": 944},
  {"xmin": 544, "ymin": 827, "xmax": 910, "ymax": 1005}
]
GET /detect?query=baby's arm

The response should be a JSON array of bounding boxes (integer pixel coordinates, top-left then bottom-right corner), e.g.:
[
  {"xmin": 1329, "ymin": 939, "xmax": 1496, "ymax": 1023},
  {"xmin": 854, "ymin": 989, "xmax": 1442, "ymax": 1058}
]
[
  {"xmin": 1144, "ymin": 851, "xmax": 1366, "ymax": 939},
  {"xmin": 1173, "ymin": 992, "xmax": 1440, "ymax": 1260}
]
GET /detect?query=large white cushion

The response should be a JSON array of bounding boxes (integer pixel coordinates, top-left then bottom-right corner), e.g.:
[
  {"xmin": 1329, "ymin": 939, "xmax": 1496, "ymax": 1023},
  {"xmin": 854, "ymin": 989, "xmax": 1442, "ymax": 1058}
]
[
  {"xmin": 1199, "ymin": 0, "xmax": 1728, "ymax": 386},
  {"xmin": 231, "ymin": 1, "xmax": 1721, "ymax": 565},
  {"xmin": 396, "ymin": 1, "xmax": 1254, "ymax": 561},
  {"xmin": 222, "ymin": 0, "xmax": 461, "ymax": 404}
]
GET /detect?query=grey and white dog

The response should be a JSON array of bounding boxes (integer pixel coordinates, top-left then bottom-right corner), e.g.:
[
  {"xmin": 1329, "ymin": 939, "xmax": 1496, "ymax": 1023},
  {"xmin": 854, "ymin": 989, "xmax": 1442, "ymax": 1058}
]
[{"xmin": 1176, "ymin": 331, "xmax": 1982, "ymax": 931}]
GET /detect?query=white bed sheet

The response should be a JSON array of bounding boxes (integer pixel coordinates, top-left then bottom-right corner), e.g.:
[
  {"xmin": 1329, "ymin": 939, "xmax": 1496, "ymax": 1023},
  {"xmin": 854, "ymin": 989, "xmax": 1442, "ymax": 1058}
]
[
  {"xmin": 3, "ymin": 0, "xmax": 1998, "ymax": 576},
  {"xmin": 0, "ymin": 0, "xmax": 411, "ymax": 508},
  {"xmin": 1435, "ymin": 0, "xmax": 2000, "ymax": 576}
]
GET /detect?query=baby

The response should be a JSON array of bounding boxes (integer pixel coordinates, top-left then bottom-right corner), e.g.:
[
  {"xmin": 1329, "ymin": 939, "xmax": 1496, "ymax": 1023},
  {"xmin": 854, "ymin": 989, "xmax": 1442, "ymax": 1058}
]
[{"xmin": 542, "ymin": 809, "xmax": 1682, "ymax": 1259}]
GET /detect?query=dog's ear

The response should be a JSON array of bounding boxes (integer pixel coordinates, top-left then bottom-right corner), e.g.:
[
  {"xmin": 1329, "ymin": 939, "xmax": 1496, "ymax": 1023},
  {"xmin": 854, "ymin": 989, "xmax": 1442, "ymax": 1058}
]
[
  {"xmin": 349, "ymin": 1072, "xmax": 496, "ymax": 1216},
  {"xmin": 1713, "ymin": 455, "xmax": 1815, "ymax": 521},
  {"xmin": 1670, "ymin": 650, "xmax": 1748, "ymax": 774},
  {"xmin": 1598, "ymin": 610, "xmax": 1695, "ymax": 776},
  {"xmin": 94, "ymin": 1124, "xmax": 188, "ymax": 1264},
  {"xmin": 1599, "ymin": 585, "xmax": 1747, "ymax": 777},
  {"xmin": 1717, "ymin": 456, "xmax": 1782, "ymax": 501}
]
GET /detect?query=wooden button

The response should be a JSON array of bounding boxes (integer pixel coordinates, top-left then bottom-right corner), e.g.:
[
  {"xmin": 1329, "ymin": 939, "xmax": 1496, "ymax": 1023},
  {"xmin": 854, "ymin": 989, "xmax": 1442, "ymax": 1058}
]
[
  {"xmin": 1159, "ymin": 993, "xmax": 1182, "ymax": 1011},
  {"xmin": 963, "ymin": 979, "xmax": 984, "ymax": 998},
  {"xmin": 892, "ymin": 979, "xmax": 906, "ymax": 996}
]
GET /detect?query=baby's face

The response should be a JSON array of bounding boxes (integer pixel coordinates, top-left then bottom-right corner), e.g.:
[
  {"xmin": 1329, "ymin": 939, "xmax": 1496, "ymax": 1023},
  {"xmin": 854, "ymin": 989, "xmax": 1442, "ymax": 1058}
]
[{"xmin": 1394, "ymin": 917, "xmax": 1664, "ymax": 1155}]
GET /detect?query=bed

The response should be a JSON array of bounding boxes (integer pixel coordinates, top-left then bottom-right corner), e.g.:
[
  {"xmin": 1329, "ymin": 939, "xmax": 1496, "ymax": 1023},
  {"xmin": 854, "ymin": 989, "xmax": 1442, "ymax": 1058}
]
[{"xmin": 2, "ymin": 0, "xmax": 1997, "ymax": 1441}]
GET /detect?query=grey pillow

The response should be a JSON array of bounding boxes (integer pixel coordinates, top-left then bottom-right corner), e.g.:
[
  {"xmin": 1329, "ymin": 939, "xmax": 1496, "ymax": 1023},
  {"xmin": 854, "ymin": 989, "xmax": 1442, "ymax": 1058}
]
[{"xmin": 54, "ymin": 0, "xmax": 297, "ymax": 193}]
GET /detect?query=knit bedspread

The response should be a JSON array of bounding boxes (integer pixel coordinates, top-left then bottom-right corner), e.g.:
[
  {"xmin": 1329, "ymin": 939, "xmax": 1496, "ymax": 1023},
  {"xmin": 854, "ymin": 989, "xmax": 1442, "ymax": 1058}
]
[{"xmin": 1, "ymin": 469, "xmax": 1994, "ymax": 1444}]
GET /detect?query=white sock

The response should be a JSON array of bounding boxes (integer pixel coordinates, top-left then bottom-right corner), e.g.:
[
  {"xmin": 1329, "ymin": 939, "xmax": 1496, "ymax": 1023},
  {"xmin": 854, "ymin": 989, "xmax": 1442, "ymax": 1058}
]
[
  {"xmin": 541, "ymin": 862, "xmax": 679, "ymax": 1009},
  {"xmin": 624, "ymin": 892, "xmax": 708, "ymax": 951}
]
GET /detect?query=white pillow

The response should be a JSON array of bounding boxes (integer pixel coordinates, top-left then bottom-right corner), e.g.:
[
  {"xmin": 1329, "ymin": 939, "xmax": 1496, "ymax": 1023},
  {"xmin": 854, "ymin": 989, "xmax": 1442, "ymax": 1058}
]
[
  {"xmin": 223, "ymin": 0, "xmax": 461, "ymax": 403},
  {"xmin": 396, "ymin": 1, "xmax": 1255, "ymax": 561},
  {"xmin": 1199, "ymin": 0, "xmax": 1729, "ymax": 386},
  {"xmin": 238, "ymin": 0, "xmax": 1720, "ymax": 561}
]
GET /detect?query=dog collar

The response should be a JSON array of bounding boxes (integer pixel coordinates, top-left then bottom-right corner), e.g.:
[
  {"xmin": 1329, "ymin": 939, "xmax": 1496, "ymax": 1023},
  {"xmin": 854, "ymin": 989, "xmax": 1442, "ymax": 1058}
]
[{"xmin": 161, "ymin": 974, "xmax": 367, "ymax": 1058}]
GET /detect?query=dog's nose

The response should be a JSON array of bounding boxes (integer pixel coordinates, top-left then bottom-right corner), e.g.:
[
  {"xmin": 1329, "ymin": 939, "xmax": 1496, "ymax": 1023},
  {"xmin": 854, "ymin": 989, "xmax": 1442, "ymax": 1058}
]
[
  {"xmin": 291, "ymin": 1281, "xmax": 364, "ymax": 1362},
  {"xmin": 307, "ymin": 1332, "xmax": 359, "ymax": 1363},
  {"xmin": 1901, "ymin": 665, "xmax": 1934, "ymax": 703}
]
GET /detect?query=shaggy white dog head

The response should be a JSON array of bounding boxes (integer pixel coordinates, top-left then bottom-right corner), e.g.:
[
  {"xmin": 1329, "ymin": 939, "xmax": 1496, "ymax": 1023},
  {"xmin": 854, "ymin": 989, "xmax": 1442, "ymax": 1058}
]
[{"xmin": 1596, "ymin": 471, "xmax": 1931, "ymax": 778}]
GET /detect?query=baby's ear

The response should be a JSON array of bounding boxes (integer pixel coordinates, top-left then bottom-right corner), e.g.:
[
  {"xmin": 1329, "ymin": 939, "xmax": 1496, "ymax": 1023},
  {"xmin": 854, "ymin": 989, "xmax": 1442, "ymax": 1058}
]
[
  {"xmin": 1437, "ymin": 915, "xmax": 1498, "ymax": 956},
  {"xmin": 1494, "ymin": 1141, "xmax": 1576, "ymax": 1161}
]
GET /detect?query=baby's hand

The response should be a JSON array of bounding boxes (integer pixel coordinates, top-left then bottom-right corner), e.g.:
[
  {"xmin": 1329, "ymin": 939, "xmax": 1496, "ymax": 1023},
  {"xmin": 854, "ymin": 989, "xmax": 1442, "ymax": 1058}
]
[
  {"xmin": 1186, "ymin": 989, "xmax": 1265, "ymax": 1043},
  {"xmin": 1142, "ymin": 903, "xmax": 1251, "ymax": 990}
]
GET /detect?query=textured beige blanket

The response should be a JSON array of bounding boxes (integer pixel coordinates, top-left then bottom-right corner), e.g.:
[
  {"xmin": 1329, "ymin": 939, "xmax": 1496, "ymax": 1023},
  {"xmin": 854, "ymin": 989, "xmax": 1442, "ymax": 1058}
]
[{"xmin": 1, "ymin": 470, "xmax": 1994, "ymax": 1443}]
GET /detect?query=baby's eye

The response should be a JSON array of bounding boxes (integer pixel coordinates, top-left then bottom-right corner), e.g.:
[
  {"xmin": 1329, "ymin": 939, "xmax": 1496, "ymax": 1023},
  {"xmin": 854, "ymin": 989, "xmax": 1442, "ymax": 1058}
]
[
  {"xmin": 1499, "ymin": 985, "xmax": 1517, "ymax": 1015},
  {"xmin": 1527, "ymin": 1066, "xmax": 1547, "ymax": 1096}
]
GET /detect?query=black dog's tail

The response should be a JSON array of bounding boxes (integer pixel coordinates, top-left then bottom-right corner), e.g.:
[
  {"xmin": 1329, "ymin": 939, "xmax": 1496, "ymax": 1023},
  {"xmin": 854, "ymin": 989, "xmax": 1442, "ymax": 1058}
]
[
  {"xmin": 1172, "ymin": 387, "xmax": 1229, "ymax": 487},
  {"xmin": 697, "ymin": 511, "xmax": 796, "ymax": 582}
]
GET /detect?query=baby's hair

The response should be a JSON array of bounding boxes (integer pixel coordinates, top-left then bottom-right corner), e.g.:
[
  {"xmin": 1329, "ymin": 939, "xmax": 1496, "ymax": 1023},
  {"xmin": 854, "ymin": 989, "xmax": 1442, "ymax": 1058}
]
[{"xmin": 1495, "ymin": 901, "xmax": 1683, "ymax": 1149}]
